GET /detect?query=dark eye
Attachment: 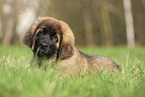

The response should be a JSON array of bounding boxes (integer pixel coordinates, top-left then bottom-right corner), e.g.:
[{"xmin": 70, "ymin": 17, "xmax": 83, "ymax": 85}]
[
  {"xmin": 51, "ymin": 32, "xmax": 57, "ymax": 36},
  {"xmin": 55, "ymin": 35, "xmax": 58, "ymax": 42},
  {"xmin": 37, "ymin": 29, "xmax": 46, "ymax": 36},
  {"xmin": 51, "ymin": 32, "xmax": 58, "ymax": 42},
  {"xmin": 39, "ymin": 30, "xmax": 43, "ymax": 34}
]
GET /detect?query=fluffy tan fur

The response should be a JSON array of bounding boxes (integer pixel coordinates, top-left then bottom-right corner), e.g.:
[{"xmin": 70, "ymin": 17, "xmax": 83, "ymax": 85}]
[
  {"xmin": 23, "ymin": 17, "xmax": 119, "ymax": 76},
  {"xmin": 23, "ymin": 17, "xmax": 75, "ymax": 49}
]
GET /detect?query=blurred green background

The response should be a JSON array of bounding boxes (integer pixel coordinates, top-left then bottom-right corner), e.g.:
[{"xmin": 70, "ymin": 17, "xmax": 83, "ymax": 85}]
[
  {"xmin": 0, "ymin": 0, "xmax": 145, "ymax": 47},
  {"xmin": 0, "ymin": 1, "xmax": 145, "ymax": 96}
]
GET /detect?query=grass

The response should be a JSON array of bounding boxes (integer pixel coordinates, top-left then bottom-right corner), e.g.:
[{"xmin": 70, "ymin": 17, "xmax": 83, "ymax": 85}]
[{"xmin": 0, "ymin": 46, "xmax": 145, "ymax": 97}]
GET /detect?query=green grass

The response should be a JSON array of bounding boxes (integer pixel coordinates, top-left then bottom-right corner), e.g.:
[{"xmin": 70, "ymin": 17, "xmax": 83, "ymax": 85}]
[{"xmin": 0, "ymin": 46, "xmax": 145, "ymax": 97}]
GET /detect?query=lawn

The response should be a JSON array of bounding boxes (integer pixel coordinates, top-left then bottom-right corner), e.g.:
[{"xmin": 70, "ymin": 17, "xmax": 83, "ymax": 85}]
[{"xmin": 0, "ymin": 46, "xmax": 145, "ymax": 97}]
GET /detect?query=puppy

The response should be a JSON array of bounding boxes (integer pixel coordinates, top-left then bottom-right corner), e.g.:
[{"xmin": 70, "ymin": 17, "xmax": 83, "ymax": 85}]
[{"xmin": 23, "ymin": 17, "xmax": 119, "ymax": 75}]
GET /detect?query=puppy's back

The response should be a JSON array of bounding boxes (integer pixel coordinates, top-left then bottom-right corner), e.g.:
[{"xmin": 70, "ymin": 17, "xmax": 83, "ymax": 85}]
[{"xmin": 79, "ymin": 50, "xmax": 119, "ymax": 72}]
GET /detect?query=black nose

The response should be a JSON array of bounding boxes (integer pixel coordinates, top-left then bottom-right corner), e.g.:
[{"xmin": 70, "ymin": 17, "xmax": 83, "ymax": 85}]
[{"xmin": 40, "ymin": 42, "xmax": 48, "ymax": 47}]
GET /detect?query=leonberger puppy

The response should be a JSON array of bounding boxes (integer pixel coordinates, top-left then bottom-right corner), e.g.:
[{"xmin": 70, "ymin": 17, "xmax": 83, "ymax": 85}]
[{"xmin": 23, "ymin": 17, "xmax": 119, "ymax": 76}]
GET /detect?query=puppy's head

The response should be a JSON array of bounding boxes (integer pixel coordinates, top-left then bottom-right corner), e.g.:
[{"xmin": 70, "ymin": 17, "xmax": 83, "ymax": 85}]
[{"xmin": 23, "ymin": 17, "xmax": 74, "ymax": 60}]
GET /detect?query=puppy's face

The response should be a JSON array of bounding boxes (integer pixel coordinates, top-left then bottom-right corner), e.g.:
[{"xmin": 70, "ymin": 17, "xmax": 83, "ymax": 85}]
[
  {"xmin": 23, "ymin": 17, "xmax": 75, "ymax": 60},
  {"xmin": 34, "ymin": 28, "xmax": 58, "ymax": 58}
]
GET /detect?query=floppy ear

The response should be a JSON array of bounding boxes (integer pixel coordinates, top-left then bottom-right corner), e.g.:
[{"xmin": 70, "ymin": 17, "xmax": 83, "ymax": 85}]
[
  {"xmin": 23, "ymin": 22, "xmax": 38, "ymax": 48},
  {"xmin": 23, "ymin": 30, "xmax": 33, "ymax": 48},
  {"xmin": 23, "ymin": 19, "xmax": 40, "ymax": 49},
  {"xmin": 60, "ymin": 43, "xmax": 74, "ymax": 60}
]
